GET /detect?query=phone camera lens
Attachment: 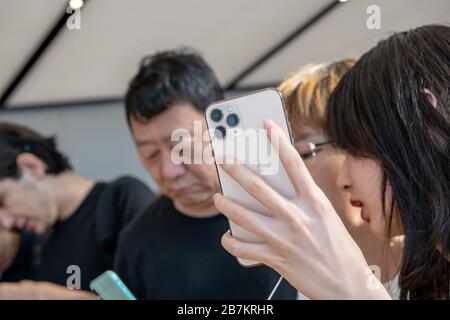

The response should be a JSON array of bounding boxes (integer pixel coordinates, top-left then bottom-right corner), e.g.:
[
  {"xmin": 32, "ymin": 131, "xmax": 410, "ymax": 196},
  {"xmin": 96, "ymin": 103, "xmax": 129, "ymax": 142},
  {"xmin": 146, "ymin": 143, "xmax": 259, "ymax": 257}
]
[
  {"xmin": 210, "ymin": 109, "xmax": 223, "ymax": 122},
  {"xmin": 226, "ymin": 114, "xmax": 239, "ymax": 127},
  {"xmin": 215, "ymin": 126, "xmax": 227, "ymax": 139}
]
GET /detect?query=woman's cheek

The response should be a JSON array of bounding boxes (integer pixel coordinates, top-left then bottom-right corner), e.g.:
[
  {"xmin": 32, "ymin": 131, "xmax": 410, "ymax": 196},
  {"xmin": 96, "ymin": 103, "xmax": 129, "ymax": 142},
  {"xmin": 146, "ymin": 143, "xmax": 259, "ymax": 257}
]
[{"xmin": 370, "ymin": 211, "xmax": 389, "ymax": 240}]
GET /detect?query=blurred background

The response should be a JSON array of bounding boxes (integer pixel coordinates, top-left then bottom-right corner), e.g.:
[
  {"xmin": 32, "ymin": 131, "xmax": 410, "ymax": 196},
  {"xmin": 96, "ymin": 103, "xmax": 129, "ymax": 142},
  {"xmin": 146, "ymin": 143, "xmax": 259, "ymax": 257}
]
[{"xmin": 0, "ymin": 0, "xmax": 449, "ymax": 190}]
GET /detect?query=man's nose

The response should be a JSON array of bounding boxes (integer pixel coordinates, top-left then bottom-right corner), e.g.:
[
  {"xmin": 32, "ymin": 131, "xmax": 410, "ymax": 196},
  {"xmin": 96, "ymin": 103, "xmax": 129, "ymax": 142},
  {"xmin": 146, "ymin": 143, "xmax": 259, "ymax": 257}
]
[{"xmin": 160, "ymin": 151, "xmax": 187, "ymax": 180}]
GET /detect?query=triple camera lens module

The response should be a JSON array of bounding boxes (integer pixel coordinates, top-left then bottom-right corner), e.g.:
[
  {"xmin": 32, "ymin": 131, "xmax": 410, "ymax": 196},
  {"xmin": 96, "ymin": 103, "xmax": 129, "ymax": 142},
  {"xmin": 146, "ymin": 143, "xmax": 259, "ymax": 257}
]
[{"xmin": 210, "ymin": 107, "xmax": 240, "ymax": 139}]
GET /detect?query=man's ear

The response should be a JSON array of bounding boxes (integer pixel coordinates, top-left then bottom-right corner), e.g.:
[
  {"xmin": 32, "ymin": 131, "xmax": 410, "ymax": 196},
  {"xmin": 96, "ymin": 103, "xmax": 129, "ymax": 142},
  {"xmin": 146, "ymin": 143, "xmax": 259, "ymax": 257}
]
[
  {"xmin": 16, "ymin": 153, "xmax": 47, "ymax": 180},
  {"xmin": 423, "ymin": 88, "xmax": 438, "ymax": 108}
]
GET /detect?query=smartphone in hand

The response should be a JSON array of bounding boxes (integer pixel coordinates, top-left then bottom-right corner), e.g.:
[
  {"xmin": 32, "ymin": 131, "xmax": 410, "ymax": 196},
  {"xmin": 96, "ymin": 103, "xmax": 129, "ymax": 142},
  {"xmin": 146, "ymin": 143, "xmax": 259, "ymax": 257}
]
[
  {"xmin": 90, "ymin": 271, "xmax": 136, "ymax": 300},
  {"xmin": 205, "ymin": 88, "xmax": 296, "ymax": 267}
]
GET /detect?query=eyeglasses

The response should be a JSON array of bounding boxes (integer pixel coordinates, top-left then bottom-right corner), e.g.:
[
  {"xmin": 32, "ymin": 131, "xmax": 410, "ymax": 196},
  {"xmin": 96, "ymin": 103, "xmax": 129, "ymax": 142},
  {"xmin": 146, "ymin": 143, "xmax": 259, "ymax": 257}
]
[{"xmin": 298, "ymin": 140, "xmax": 334, "ymax": 160}]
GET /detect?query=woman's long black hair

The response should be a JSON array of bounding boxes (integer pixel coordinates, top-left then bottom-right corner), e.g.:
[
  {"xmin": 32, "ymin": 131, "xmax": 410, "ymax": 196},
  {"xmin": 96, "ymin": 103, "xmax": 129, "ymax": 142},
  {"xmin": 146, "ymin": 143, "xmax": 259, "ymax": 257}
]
[{"xmin": 326, "ymin": 24, "xmax": 450, "ymax": 299}]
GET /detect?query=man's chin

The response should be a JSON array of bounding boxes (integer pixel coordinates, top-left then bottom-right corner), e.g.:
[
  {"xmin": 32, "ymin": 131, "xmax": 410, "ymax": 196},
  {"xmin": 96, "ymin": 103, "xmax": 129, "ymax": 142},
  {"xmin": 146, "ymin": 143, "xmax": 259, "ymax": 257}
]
[
  {"xmin": 172, "ymin": 196, "xmax": 218, "ymax": 218},
  {"xmin": 27, "ymin": 223, "xmax": 49, "ymax": 235}
]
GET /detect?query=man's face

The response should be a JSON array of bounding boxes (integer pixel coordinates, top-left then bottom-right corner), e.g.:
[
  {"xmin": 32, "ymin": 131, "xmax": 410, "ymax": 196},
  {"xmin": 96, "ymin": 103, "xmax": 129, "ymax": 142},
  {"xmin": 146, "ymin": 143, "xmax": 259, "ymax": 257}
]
[
  {"xmin": 0, "ymin": 173, "xmax": 56, "ymax": 234},
  {"xmin": 130, "ymin": 103, "xmax": 220, "ymax": 217}
]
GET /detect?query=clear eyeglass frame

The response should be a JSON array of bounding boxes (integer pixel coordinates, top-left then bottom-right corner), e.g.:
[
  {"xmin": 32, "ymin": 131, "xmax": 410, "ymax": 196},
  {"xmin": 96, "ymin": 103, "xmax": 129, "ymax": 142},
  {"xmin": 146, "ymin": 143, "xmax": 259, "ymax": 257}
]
[{"xmin": 298, "ymin": 140, "xmax": 334, "ymax": 160}]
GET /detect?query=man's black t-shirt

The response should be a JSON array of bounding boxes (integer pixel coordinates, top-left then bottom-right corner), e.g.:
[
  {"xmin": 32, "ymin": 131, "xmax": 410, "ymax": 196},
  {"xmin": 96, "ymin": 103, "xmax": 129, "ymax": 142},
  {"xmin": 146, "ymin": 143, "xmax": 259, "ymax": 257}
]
[
  {"xmin": 1, "ymin": 176, "xmax": 154, "ymax": 291},
  {"xmin": 114, "ymin": 196, "xmax": 297, "ymax": 300},
  {"xmin": 0, "ymin": 231, "xmax": 34, "ymax": 282}
]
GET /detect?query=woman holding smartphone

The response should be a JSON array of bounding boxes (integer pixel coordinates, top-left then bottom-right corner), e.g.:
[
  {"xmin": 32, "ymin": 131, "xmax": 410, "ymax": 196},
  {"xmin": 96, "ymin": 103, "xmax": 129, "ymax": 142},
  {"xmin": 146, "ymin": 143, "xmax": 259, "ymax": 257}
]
[
  {"xmin": 214, "ymin": 24, "xmax": 449, "ymax": 299},
  {"xmin": 278, "ymin": 59, "xmax": 403, "ymax": 298}
]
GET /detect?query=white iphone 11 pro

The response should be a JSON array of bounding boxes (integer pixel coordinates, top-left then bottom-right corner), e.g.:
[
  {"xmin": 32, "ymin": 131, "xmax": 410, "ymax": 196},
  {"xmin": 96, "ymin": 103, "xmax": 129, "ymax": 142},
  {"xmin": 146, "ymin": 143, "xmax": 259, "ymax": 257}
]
[{"xmin": 205, "ymin": 88, "xmax": 296, "ymax": 266}]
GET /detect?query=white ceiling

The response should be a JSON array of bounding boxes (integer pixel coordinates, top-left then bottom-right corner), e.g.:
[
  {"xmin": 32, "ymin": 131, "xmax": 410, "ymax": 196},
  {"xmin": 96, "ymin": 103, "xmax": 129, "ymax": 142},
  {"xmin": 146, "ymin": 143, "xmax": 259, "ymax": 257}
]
[
  {"xmin": 1, "ymin": 0, "xmax": 449, "ymax": 107},
  {"xmin": 0, "ymin": 0, "xmax": 67, "ymax": 99},
  {"xmin": 242, "ymin": 0, "xmax": 450, "ymax": 85}
]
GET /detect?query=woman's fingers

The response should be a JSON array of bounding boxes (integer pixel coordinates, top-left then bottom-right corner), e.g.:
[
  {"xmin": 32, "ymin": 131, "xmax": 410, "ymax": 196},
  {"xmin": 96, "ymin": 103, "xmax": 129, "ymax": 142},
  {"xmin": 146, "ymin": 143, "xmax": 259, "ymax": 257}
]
[
  {"xmin": 214, "ymin": 193, "xmax": 283, "ymax": 244},
  {"xmin": 221, "ymin": 230, "xmax": 280, "ymax": 267},
  {"xmin": 217, "ymin": 155, "xmax": 290, "ymax": 217},
  {"xmin": 264, "ymin": 119, "xmax": 316, "ymax": 196}
]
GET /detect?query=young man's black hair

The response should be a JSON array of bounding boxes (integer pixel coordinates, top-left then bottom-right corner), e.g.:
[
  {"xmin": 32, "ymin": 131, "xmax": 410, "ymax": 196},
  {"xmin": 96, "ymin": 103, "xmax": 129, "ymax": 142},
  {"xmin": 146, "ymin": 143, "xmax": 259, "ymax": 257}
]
[{"xmin": 0, "ymin": 122, "xmax": 72, "ymax": 178}]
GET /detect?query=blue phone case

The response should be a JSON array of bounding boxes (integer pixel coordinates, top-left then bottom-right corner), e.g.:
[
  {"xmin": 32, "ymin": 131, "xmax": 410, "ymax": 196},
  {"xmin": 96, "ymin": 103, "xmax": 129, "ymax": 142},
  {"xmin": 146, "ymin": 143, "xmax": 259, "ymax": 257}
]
[{"xmin": 90, "ymin": 271, "xmax": 137, "ymax": 300}]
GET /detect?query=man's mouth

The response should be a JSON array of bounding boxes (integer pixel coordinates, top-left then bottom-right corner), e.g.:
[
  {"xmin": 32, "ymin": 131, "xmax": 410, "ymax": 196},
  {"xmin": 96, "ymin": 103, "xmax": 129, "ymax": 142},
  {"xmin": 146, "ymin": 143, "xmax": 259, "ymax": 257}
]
[{"xmin": 168, "ymin": 185, "xmax": 202, "ymax": 197}]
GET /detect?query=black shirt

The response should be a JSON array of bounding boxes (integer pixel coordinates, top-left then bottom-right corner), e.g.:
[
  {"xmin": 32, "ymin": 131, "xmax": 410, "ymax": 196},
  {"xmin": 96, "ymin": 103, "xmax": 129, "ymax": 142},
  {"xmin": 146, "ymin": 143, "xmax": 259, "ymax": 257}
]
[
  {"xmin": 1, "ymin": 176, "xmax": 154, "ymax": 291},
  {"xmin": 0, "ymin": 231, "xmax": 34, "ymax": 282},
  {"xmin": 114, "ymin": 196, "xmax": 297, "ymax": 300}
]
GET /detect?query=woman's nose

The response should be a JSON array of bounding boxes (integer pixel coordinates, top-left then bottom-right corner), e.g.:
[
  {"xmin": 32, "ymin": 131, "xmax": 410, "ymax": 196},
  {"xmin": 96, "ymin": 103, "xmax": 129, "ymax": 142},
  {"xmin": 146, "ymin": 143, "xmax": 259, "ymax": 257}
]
[{"xmin": 336, "ymin": 156, "xmax": 352, "ymax": 191}]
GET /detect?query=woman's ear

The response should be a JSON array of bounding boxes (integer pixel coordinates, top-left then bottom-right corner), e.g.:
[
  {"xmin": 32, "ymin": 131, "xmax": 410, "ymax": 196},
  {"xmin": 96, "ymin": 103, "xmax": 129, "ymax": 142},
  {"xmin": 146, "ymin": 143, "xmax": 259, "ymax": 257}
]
[
  {"xmin": 16, "ymin": 153, "xmax": 47, "ymax": 180},
  {"xmin": 423, "ymin": 88, "xmax": 438, "ymax": 108}
]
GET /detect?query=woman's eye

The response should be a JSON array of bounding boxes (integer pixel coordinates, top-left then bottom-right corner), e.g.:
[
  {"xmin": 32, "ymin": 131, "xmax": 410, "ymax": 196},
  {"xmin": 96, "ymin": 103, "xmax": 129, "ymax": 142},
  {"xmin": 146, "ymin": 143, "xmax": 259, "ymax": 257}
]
[
  {"xmin": 314, "ymin": 147, "xmax": 324, "ymax": 153},
  {"xmin": 300, "ymin": 152, "xmax": 314, "ymax": 159},
  {"xmin": 147, "ymin": 152, "xmax": 159, "ymax": 160},
  {"xmin": 300, "ymin": 148, "xmax": 325, "ymax": 160}
]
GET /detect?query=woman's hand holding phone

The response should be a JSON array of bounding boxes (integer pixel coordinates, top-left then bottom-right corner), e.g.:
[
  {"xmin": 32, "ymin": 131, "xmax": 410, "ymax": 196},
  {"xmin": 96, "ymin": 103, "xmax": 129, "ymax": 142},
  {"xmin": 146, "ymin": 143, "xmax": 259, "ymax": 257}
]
[{"xmin": 213, "ymin": 119, "xmax": 391, "ymax": 300}]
